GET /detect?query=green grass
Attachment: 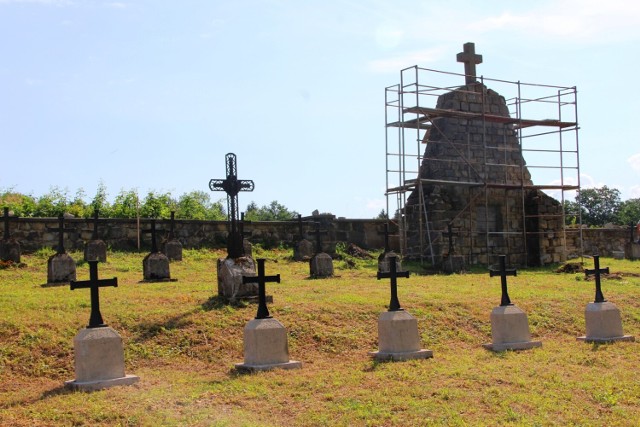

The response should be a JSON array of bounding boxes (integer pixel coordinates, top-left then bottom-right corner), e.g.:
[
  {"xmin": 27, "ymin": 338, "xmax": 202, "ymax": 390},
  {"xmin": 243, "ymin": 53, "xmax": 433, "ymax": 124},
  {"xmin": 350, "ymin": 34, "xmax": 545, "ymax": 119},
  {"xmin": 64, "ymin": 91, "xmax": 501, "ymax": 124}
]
[{"xmin": 1, "ymin": 249, "xmax": 639, "ymax": 426}]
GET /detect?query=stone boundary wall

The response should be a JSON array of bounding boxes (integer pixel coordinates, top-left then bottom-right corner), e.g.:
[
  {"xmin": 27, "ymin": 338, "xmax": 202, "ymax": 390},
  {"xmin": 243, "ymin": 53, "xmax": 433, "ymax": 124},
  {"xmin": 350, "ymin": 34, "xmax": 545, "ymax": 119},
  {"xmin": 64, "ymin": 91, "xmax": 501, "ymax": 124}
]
[{"xmin": 5, "ymin": 216, "xmax": 635, "ymax": 260}]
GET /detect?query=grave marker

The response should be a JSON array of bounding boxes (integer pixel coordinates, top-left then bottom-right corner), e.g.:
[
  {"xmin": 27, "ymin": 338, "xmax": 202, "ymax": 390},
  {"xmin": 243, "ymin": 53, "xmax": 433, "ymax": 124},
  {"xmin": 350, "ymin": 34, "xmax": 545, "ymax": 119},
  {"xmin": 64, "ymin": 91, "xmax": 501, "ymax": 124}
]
[
  {"xmin": 163, "ymin": 211, "xmax": 183, "ymax": 261},
  {"xmin": 0, "ymin": 207, "xmax": 21, "ymax": 263},
  {"xmin": 242, "ymin": 259, "xmax": 280, "ymax": 319},
  {"xmin": 141, "ymin": 219, "xmax": 171, "ymax": 281},
  {"xmin": 84, "ymin": 209, "xmax": 107, "ymax": 262},
  {"xmin": 70, "ymin": 260, "xmax": 117, "ymax": 328},
  {"xmin": 377, "ymin": 255, "xmax": 409, "ymax": 312},
  {"xmin": 293, "ymin": 214, "xmax": 314, "ymax": 261},
  {"xmin": 46, "ymin": 214, "xmax": 76, "ymax": 284},
  {"xmin": 489, "ymin": 255, "xmax": 515, "ymax": 306},
  {"xmin": 377, "ymin": 222, "xmax": 401, "ymax": 273},
  {"xmin": 456, "ymin": 42, "xmax": 483, "ymax": 84},
  {"xmin": 308, "ymin": 222, "xmax": 333, "ymax": 278}
]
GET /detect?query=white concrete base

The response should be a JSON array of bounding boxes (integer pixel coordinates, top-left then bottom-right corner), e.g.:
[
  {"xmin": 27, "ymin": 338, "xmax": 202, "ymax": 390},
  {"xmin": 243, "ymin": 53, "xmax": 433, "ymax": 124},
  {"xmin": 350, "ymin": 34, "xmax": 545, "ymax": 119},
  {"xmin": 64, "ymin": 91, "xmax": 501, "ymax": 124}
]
[
  {"xmin": 235, "ymin": 318, "xmax": 301, "ymax": 372},
  {"xmin": 484, "ymin": 305, "xmax": 542, "ymax": 352},
  {"xmin": 370, "ymin": 310, "xmax": 432, "ymax": 361},
  {"xmin": 577, "ymin": 301, "xmax": 635, "ymax": 343},
  {"xmin": 65, "ymin": 327, "xmax": 139, "ymax": 391}
]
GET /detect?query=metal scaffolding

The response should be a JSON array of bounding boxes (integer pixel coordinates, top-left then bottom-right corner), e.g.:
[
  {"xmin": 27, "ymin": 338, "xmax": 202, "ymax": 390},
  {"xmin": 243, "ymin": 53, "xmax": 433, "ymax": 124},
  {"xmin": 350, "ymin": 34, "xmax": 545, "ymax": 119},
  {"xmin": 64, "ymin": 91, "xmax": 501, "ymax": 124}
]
[{"xmin": 384, "ymin": 65, "xmax": 582, "ymax": 266}]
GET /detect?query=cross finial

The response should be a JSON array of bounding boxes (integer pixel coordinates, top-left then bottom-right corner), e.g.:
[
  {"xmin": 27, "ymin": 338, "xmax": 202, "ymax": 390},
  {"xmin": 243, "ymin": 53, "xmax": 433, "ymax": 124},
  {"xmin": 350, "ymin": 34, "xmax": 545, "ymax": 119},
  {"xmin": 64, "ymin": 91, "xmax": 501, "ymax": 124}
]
[{"xmin": 456, "ymin": 42, "xmax": 483, "ymax": 85}]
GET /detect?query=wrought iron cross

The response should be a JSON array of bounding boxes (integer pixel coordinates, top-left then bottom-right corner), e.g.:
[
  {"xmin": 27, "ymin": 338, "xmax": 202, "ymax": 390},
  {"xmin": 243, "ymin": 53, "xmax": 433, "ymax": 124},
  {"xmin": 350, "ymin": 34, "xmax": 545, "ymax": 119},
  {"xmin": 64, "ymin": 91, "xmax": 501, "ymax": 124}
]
[
  {"xmin": 377, "ymin": 255, "xmax": 409, "ymax": 311},
  {"xmin": 309, "ymin": 222, "xmax": 328, "ymax": 254},
  {"xmin": 142, "ymin": 219, "xmax": 161, "ymax": 253},
  {"xmin": 378, "ymin": 222, "xmax": 391, "ymax": 254},
  {"xmin": 47, "ymin": 214, "xmax": 75, "ymax": 255},
  {"xmin": 209, "ymin": 153, "xmax": 255, "ymax": 259},
  {"xmin": 2, "ymin": 207, "xmax": 19, "ymax": 241},
  {"xmin": 70, "ymin": 260, "xmax": 117, "ymax": 328},
  {"xmin": 242, "ymin": 258, "xmax": 280, "ymax": 319},
  {"xmin": 456, "ymin": 42, "xmax": 482, "ymax": 84},
  {"xmin": 489, "ymin": 255, "xmax": 516, "ymax": 306},
  {"xmin": 89, "ymin": 209, "xmax": 105, "ymax": 241},
  {"xmin": 167, "ymin": 211, "xmax": 176, "ymax": 240},
  {"xmin": 585, "ymin": 255, "xmax": 609, "ymax": 303},
  {"xmin": 442, "ymin": 223, "xmax": 458, "ymax": 255}
]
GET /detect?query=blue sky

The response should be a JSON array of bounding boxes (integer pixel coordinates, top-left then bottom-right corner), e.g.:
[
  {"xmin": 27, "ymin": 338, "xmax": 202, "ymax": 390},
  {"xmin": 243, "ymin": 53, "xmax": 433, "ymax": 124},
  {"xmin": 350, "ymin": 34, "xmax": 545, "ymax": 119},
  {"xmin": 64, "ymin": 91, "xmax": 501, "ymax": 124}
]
[{"xmin": 2, "ymin": 0, "xmax": 639, "ymax": 218}]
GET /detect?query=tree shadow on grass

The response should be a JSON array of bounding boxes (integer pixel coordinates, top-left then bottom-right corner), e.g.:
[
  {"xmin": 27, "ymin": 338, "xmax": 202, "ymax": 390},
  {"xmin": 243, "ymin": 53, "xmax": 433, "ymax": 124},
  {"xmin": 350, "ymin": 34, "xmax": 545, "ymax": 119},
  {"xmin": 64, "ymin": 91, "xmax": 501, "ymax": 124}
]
[{"xmin": 201, "ymin": 295, "xmax": 249, "ymax": 312}]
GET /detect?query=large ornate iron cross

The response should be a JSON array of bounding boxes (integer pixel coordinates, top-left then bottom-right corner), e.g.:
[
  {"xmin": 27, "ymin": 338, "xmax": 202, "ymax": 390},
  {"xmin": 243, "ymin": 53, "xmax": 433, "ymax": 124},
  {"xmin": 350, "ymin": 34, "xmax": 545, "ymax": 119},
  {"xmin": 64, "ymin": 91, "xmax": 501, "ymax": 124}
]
[
  {"xmin": 489, "ymin": 255, "xmax": 516, "ymax": 306},
  {"xmin": 70, "ymin": 260, "xmax": 118, "ymax": 328},
  {"xmin": 585, "ymin": 255, "xmax": 609, "ymax": 303},
  {"xmin": 2, "ymin": 207, "xmax": 19, "ymax": 241},
  {"xmin": 377, "ymin": 255, "xmax": 410, "ymax": 311},
  {"xmin": 242, "ymin": 258, "xmax": 280, "ymax": 319},
  {"xmin": 456, "ymin": 42, "xmax": 482, "ymax": 85},
  {"xmin": 209, "ymin": 153, "xmax": 255, "ymax": 259}
]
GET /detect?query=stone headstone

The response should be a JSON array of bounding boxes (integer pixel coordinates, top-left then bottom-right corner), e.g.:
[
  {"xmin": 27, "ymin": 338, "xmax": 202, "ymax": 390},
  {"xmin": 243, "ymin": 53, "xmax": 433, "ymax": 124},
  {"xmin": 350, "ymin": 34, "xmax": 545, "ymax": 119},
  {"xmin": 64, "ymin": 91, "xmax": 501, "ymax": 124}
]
[
  {"xmin": 47, "ymin": 253, "xmax": 76, "ymax": 284},
  {"xmin": 0, "ymin": 239, "xmax": 21, "ymax": 263},
  {"xmin": 65, "ymin": 327, "xmax": 139, "ymax": 391},
  {"xmin": 84, "ymin": 239, "xmax": 107, "ymax": 263},
  {"xmin": 235, "ymin": 318, "xmax": 301, "ymax": 372},
  {"xmin": 377, "ymin": 251, "xmax": 402, "ymax": 273},
  {"xmin": 624, "ymin": 242, "xmax": 640, "ymax": 260},
  {"xmin": 370, "ymin": 310, "xmax": 433, "ymax": 361},
  {"xmin": 483, "ymin": 305, "xmax": 542, "ymax": 351},
  {"xmin": 217, "ymin": 257, "xmax": 258, "ymax": 301},
  {"xmin": 309, "ymin": 252, "xmax": 333, "ymax": 278},
  {"xmin": 142, "ymin": 252, "xmax": 171, "ymax": 281},
  {"xmin": 577, "ymin": 302, "xmax": 635, "ymax": 343},
  {"xmin": 294, "ymin": 238, "xmax": 314, "ymax": 261},
  {"xmin": 163, "ymin": 239, "xmax": 183, "ymax": 261}
]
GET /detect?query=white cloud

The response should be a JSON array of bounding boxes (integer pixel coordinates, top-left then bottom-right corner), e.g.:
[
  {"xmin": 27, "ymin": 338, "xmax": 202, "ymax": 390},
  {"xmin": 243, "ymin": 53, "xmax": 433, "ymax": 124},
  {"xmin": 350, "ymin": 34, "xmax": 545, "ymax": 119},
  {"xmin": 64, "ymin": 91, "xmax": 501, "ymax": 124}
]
[
  {"xmin": 628, "ymin": 153, "xmax": 640, "ymax": 173},
  {"xmin": 368, "ymin": 48, "xmax": 446, "ymax": 73},
  {"xmin": 630, "ymin": 185, "xmax": 640, "ymax": 198}
]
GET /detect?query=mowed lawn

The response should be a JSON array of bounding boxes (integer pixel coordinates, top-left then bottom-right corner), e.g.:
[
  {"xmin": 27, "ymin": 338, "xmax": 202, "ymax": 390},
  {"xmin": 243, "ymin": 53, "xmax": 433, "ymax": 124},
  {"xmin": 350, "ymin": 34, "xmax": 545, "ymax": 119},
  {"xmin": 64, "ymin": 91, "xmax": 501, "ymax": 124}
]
[{"xmin": 1, "ymin": 248, "xmax": 639, "ymax": 426}]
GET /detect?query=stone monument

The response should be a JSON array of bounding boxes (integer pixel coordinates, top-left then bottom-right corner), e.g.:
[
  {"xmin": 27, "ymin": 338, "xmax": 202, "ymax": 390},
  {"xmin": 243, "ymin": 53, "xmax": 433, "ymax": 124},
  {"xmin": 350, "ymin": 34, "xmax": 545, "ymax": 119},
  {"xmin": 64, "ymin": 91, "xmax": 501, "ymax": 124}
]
[
  {"xmin": 624, "ymin": 223, "xmax": 640, "ymax": 260},
  {"xmin": 46, "ymin": 214, "xmax": 77, "ymax": 285},
  {"xmin": 209, "ymin": 152, "xmax": 258, "ymax": 301},
  {"xmin": 370, "ymin": 255, "xmax": 432, "ymax": 361},
  {"xmin": 141, "ymin": 219, "xmax": 172, "ymax": 281},
  {"xmin": 483, "ymin": 255, "xmax": 541, "ymax": 351},
  {"xmin": 83, "ymin": 209, "xmax": 107, "ymax": 263},
  {"xmin": 309, "ymin": 222, "xmax": 334, "ymax": 278},
  {"xmin": 0, "ymin": 207, "xmax": 21, "ymax": 263},
  {"xmin": 293, "ymin": 214, "xmax": 314, "ymax": 261},
  {"xmin": 162, "ymin": 211, "xmax": 183, "ymax": 261},
  {"xmin": 235, "ymin": 259, "xmax": 301, "ymax": 372},
  {"xmin": 65, "ymin": 260, "xmax": 139, "ymax": 391},
  {"xmin": 577, "ymin": 255, "xmax": 634, "ymax": 343},
  {"xmin": 377, "ymin": 222, "xmax": 402, "ymax": 273}
]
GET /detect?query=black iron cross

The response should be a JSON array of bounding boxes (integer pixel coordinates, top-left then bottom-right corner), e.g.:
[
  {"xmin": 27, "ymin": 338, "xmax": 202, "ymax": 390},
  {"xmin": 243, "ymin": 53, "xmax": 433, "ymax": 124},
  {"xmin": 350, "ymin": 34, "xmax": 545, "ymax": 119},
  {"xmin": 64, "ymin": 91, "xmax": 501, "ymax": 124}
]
[
  {"xmin": 456, "ymin": 42, "xmax": 483, "ymax": 85},
  {"xmin": 209, "ymin": 153, "xmax": 255, "ymax": 259},
  {"xmin": 309, "ymin": 222, "xmax": 328, "ymax": 254},
  {"xmin": 47, "ymin": 214, "xmax": 75, "ymax": 255},
  {"xmin": 242, "ymin": 258, "xmax": 280, "ymax": 319},
  {"xmin": 89, "ymin": 209, "xmax": 105, "ymax": 241},
  {"xmin": 142, "ymin": 219, "xmax": 161, "ymax": 253},
  {"xmin": 70, "ymin": 260, "xmax": 117, "ymax": 328},
  {"xmin": 378, "ymin": 223, "xmax": 391, "ymax": 254},
  {"xmin": 167, "ymin": 211, "xmax": 176, "ymax": 240},
  {"xmin": 489, "ymin": 255, "xmax": 516, "ymax": 306},
  {"xmin": 2, "ymin": 207, "xmax": 19, "ymax": 241},
  {"xmin": 297, "ymin": 214, "xmax": 305, "ymax": 241},
  {"xmin": 585, "ymin": 255, "xmax": 609, "ymax": 303},
  {"xmin": 442, "ymin": 223, "xmax": 458, "ymax": 255},
  {"xmin": 377, "ymin": 255, "xmax": 410, "ymax": 311}
]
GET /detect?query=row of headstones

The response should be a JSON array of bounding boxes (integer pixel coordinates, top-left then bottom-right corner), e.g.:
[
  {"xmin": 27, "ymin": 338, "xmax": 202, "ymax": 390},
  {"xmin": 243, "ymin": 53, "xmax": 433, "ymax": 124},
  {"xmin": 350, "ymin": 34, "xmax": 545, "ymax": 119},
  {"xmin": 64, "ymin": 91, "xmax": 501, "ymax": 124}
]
[{"xmin": 64, "ymin": 254, "xmax": 634, "ymax": 391}]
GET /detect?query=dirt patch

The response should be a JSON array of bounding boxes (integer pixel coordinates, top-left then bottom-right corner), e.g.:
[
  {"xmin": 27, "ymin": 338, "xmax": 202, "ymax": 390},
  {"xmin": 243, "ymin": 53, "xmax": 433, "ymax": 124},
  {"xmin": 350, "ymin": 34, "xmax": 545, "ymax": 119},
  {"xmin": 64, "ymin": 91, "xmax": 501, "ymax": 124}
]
[{"xmin": 555, "ymin": 262, "xmax": 584, "ymax": 273}]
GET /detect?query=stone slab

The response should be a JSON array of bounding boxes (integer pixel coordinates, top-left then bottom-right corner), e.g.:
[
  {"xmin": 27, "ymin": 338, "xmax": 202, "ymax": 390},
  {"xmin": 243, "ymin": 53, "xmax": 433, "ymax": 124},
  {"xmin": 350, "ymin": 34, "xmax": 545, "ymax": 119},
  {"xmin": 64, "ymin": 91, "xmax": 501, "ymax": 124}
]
[
  {"xmin": 84, "ymin": 239, "xmax": 107, "ymax": 262},
  {"xmin": 483, "ymin": 341, "xmax": 542, "ymax": 351},
  {"xmin": 65, "ymin": 375, "xmax": 139, "ymax": 392},
  {"xmin": 235, "ymin": 360, "xmax": 302, "ymax": 372},
  {"xmin": 369, "ymin": 349, "xmax": 433, "ymax": 362},
  {"xmin": 47, "ymin": 253, "xmax": 76, "ymax": 283},
  {"xmin": 217, "ymin": 257, "xmax": 257, "ymax": 301},
  {"xmin": 577, "ymin": 335, "xmax": 635, "ymax": 343},
  {"xmin": 143, "ymin": 252, "xmax": 171, "ymax": 280},
  {"xmin": 309, "ymin": 252, "xmax": 333, "ymax": 278}
]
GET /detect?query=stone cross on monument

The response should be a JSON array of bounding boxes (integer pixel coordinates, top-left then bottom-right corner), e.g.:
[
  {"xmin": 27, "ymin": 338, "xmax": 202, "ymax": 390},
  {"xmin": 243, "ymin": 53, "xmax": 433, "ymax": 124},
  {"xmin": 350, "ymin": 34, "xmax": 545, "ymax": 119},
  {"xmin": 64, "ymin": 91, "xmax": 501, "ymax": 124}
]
[
  {"xmin": 70, "ymin": 260, "xmax": 117, "ymax": 328},
  {"xmin": 2, "ymin": 207, "xmax": 19, "ymax": 241},
  {"xmin": 377, "ymin": 255, "xmax": 410, "ymax": 311},
  {"xmin": 585, "ymin": 255, "xmax": 609, "ymax": 303},
  {"xmin": 209, "ymin": 153, "xmax": 255, "ymax": 259},
  {"xmin": 48, "ymin": 214, "xmax": 75, "ymax": 255},
  {"xmin": 242, "ymin": 258, "xmax": 280, "ymax": 320},
  {"xmin": 489, "ymin": 255, "xmax": 516, "ymax": 306},
  {"xmin": 456, "ymin": 42, "xmax": 483, "ymax": 84}
]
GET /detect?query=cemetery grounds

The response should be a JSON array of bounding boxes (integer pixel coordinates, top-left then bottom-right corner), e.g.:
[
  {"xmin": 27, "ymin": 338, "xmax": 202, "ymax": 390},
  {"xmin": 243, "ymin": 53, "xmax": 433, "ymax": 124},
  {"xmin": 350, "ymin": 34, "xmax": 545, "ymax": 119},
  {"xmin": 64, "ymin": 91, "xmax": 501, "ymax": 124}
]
[{"xmin": 0, "ymin": 247, "xmax": 639, "ymax": 426}]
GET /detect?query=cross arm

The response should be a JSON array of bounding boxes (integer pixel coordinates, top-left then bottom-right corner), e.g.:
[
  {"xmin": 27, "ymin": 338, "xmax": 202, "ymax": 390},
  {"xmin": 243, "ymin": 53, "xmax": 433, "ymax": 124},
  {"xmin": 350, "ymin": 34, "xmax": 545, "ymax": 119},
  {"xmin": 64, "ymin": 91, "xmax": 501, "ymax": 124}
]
[
  {"xmin": 70, "ymin": 277, "xmax": 118, "ymax": 290},
  {"xmin": 377, "ymin": 270, "xmax": 410, "ymax": 280},
  {"xmin": 242, "ymin": 274, "xmax": 281, "ymax": 285},
  {"xmin": 238, "ymin": 180, "xmax": 255, "ymax": 192},
  {"xmin": 489, "ymin": 269, "xmax": 517, "ymax": 277},
  {"xmin": 209, "ymin": 179, "xmax": 226, "ymax": 191}
]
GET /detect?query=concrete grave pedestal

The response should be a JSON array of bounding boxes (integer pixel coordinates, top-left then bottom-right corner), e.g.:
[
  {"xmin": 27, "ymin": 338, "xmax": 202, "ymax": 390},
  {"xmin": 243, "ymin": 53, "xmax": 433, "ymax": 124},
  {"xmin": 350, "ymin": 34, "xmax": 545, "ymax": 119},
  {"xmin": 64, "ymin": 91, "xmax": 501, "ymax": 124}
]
[
  {"xmin": 47, "ymin": 253, "xmax": 76, "ymax": 284},
  {"xmin": 577, "ymin": 301, "xmax": 635, "ymax": 343},
  {"xmin": 235, "ymin": 318, "xmax": 301, "ymax": 372},
  {"xmin": 65, "ymin": 327, "xmax": 139, "ymax": 391},
  {"xmin": 163, "ymin": 239, "xmax": 183, "ymax": 261},
  {"xmin": 483, "ymin": 305, "xmax": 542, "ymax": 351},
  {"xmin": 377, "ymin": 251, "xmax": 402, "ymax": 273},
  {"xmin": 0, "ymin": 239, "xmax": 21, "ymax": 263},
  {"xmin": 294, "ymin": 239, "xmax": 314, "ymax": 261},
  {"xmin": 84, "ymin": 239, "xmax": 107, "ymax": 263},
  {"xmin": 370, "ymin": 310, "xmax": 433, "ymax": 361},
  {"xmin": 217, "ymin": 257, "xmax": 258, "ymax": 301},
  {"xmin": 142, "ymin": 252, "xmax": 171, "ymax": 281},
  {"xmin": 309, "ymin": 253, "xmax": 333, "ymax": 278}
]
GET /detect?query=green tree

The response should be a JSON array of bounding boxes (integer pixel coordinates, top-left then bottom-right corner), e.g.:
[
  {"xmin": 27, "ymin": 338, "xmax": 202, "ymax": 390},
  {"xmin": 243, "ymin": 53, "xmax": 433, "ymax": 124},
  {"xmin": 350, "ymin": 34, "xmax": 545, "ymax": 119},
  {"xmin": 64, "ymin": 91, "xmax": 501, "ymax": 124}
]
[
  {"xmin": 616, "ymin": 198, "xmax": 640, "ymax": 226},
  {"xmin": 575, "ymin": 186, "xmax": 621, "ymax": 226},
  {"xmin": 67, "ymin": 188, "xmax": 88, "ymax": 218},
  {"xmin": 0, "ymin": 189, "xmax": 37, "ymax": 217},
  {"xmin": 176, "ymin": 191, "xmax": 215, "ymax": 220},
  {"xmin": 140, "ymin": 190, "xmax": 175, "ymax": 219},
  {"xmin": 244, "ymin": 200, "xmax": 298, "ymax": 221},
  {"xmin": 563, "ymin": 200, "xmax": 584, "ymax": 225},
  {"xmin": 34, "ymin": 186, "xmax": 70, "ymax": 217},
  {"xmin": 90, "ymin": 181, "xmax": 112, "ymax": 217},
  {"xmin": 111, "ymin": 189, "xmax": 140, "ymax": 218}
]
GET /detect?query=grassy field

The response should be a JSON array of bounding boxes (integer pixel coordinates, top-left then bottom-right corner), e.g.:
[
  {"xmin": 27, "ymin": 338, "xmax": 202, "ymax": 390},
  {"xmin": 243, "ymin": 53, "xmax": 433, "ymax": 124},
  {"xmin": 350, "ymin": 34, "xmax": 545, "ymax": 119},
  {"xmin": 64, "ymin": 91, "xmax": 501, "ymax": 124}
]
[{"xmin": 1, "ymin": 247, "xmax": 639, "ymax": 426}]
